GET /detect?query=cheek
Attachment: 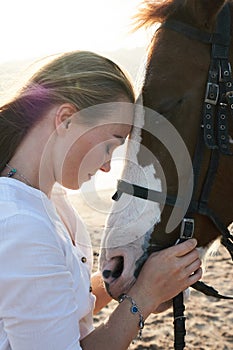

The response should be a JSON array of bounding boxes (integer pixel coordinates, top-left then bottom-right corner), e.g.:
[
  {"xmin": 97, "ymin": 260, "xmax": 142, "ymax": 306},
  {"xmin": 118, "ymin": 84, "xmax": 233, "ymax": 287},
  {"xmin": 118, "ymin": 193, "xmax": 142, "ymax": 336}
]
[
  {"xmin": 78, "ymin": 143, "xmax": 106, "ymax": 172},
  {"xmin": 60, "ymin": 142, "xmax": 89, "ymax": 189},
  {"xmin": 61, "ymin": 142, "xmax": 81, "ymax": 177}
]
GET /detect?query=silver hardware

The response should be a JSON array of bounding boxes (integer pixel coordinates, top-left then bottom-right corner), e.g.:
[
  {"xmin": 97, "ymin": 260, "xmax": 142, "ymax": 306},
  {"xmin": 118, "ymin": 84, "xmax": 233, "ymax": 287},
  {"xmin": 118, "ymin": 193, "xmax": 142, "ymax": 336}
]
[
  {"xmin": 205, "ymin": 82, "xmax": 219, "ymax": 105},
  {"xmin": 180, "ymin": 218, "xmax": 195, "ymax": 240},
  {"xmin": 226, "ymin": 91, "xmax": 233, "ymax": 98}
]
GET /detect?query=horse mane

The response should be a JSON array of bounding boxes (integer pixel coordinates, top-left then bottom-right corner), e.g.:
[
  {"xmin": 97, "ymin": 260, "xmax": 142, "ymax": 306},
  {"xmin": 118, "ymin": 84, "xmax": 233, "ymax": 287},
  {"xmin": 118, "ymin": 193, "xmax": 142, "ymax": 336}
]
[
  {"xmin": 134, "ymin": 0, "xmax": 233, "ymax": 30},
  {"xmin": 133, "ymin": 0, "xmax": 183, "ymax": 29}
]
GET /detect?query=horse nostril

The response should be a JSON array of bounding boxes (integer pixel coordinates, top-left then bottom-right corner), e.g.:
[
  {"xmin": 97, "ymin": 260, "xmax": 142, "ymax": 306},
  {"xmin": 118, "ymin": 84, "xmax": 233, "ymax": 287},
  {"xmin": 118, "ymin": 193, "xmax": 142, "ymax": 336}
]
[
  {"xmin": 112, "ymin": 257, "xmax": 124, "ymax": 278},
  {"xmin": 103, "ymin": 270, "xmax": 112, "ymax": 279},
  {"xmin": 102, "ymin": 256, "xmax": 124, "ymax": 280}
]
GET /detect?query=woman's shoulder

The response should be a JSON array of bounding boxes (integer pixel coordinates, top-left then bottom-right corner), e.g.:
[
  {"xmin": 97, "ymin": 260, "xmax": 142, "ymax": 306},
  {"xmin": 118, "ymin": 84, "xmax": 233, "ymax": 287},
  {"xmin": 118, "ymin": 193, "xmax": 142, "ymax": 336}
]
[
  {"xmin": 0, "ymin": 178, "xmax": 67, "ymax": 253},
  {"xmin": 0, "ymin": 177, "xmax": 57, "ymax": 224}
]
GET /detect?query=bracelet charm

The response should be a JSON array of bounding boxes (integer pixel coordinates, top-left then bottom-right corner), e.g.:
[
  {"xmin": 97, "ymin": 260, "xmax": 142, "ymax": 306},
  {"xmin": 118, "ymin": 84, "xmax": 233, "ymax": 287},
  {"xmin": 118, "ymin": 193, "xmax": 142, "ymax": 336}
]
[{"xmin": 118, "ymin": 293, "xmax": 144, "ymax": 340}]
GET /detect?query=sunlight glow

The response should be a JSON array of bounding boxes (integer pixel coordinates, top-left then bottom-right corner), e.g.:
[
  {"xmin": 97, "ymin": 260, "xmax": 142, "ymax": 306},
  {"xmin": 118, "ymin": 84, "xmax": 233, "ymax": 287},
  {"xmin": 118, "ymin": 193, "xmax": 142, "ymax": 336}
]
[
  {"xmin": 0, "ymin": 0, "xmax": 149, "ymax": 63},
  {"xmin": 0, "ymin": 0, "xmax": 153, "ymax": 192}
]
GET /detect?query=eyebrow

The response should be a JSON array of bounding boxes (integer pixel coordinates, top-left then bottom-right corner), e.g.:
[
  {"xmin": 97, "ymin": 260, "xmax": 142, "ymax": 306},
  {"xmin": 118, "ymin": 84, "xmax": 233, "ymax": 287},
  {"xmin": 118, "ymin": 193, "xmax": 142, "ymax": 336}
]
[{"xmin": 113, "ymin": 134, "xmax": 126, "ymax": 145}]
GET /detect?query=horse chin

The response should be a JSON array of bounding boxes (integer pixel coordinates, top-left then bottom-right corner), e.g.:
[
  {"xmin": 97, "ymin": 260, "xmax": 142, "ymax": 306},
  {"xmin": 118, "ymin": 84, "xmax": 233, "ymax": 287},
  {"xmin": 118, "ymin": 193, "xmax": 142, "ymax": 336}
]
[
  {"xmin": 101, "ymin": 255, "xmax": 136, "ymax": 299},
  {"xmin": 105, "ymin": 275, "xmax": 136, "ymax": 300}
]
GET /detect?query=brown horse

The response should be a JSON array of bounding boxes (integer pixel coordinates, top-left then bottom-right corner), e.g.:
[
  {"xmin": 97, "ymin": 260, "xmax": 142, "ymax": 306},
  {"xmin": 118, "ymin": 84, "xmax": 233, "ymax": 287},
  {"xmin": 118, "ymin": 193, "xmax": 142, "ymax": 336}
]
[{"xmin": 99, "ymin": 0, "xmax": 233, "ymax": 303}]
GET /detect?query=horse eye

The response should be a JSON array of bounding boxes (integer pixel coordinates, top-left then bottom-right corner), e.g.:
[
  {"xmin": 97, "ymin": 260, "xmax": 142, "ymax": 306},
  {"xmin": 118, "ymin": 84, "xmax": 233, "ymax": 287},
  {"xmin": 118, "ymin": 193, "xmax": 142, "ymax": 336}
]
[{"xmin": 158, "ymin": 98, "xmax": 184, "ymax": 115}]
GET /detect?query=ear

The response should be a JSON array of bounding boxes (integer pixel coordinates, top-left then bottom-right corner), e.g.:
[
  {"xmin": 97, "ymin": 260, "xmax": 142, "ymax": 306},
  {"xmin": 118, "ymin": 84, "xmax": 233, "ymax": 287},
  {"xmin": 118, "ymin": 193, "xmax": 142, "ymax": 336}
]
[
  {"xmin": 201, "ymin": 0, "xmax": 227, "ymax": 18},
  {"xmin": 55, "ymin": 103, "xmax": 78, "ymax": 131}
]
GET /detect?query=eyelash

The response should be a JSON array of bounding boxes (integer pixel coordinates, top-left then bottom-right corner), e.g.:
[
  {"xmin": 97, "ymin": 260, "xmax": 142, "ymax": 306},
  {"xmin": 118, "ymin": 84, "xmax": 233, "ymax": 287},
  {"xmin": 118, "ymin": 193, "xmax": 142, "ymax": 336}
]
[
  {"xmin": 106, "ymin": 144, "xmax": 111, "ymax": 154},
  {"xmin": 106, "ymin": 139, "xmax": 123, "ymax": 155}
]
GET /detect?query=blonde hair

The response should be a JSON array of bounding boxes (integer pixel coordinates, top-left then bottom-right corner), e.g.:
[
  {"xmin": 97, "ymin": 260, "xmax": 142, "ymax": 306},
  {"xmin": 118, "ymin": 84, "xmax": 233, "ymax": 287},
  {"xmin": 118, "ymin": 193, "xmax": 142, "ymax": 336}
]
[{"xmin": 0, "ymin": 50, "xmax": 135, "ymax": 173}]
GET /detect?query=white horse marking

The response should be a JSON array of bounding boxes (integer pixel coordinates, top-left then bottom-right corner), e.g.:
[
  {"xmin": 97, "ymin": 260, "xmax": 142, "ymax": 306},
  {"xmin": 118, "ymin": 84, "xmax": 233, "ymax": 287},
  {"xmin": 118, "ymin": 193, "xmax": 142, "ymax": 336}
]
[{"xmin": 99, "ymin": 100, "xmax": 163, "ymax": 297}]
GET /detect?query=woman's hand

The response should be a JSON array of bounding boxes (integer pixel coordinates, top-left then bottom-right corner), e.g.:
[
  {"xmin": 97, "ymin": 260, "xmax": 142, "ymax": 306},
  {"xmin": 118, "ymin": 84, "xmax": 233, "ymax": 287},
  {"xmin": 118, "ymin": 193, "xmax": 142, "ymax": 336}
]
[
  {"xmin": 129, "ymin": 238, "xmax": 202, "ymax": 317},
  {"xmin": 82, "ymin": 239, "xmax": 201, "ymax": 350}
]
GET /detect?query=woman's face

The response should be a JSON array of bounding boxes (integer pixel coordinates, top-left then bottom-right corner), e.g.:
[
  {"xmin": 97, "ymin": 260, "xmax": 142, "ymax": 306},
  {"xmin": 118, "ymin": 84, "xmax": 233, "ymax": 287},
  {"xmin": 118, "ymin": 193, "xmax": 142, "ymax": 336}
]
[{"xmin": 57, "ymin": 101, "xmax": 134, "ymax": 189}]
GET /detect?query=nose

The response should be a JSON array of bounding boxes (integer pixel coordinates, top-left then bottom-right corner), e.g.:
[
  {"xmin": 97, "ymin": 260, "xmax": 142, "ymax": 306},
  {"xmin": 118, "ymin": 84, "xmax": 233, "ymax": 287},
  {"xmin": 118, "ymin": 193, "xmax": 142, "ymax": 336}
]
[
  {"xmin": 100, "ymin": 161, "xmax": 111, "ymax": 172},
  {"xmin": 102, "ymin": 270, "xmax": 112, "ymax": 279},
  {"xmin": 102, "ymin": 256, "xmax": 124, "ymax": 282}
]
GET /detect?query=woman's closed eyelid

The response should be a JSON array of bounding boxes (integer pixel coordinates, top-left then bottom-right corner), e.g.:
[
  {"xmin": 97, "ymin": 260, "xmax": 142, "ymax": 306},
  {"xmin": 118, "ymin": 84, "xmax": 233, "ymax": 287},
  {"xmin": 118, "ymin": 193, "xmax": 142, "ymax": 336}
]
[
  {"xmin": 106, "ymin": 144, "xmax": 111, "ymax": 154},
  {"xmin": 106, "ymin": 137, "xmax": 125, "ymax": 154},
  {"xmin": 112, "ymin": 134, "xmax": 127, "ymax": 145}
]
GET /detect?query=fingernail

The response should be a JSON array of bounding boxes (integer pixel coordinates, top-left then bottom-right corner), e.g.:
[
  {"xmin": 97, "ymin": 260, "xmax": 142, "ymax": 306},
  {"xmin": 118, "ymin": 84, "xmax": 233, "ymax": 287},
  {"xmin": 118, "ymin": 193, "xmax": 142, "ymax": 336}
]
[{"xmin": 190, "ymin": 238, "xmax": 197, "ymax": 245}]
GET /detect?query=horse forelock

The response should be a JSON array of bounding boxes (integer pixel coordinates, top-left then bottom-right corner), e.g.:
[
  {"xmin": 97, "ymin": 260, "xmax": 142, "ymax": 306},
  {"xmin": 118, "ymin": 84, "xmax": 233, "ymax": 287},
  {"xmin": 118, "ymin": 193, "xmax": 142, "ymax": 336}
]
[
  {"xmin": 134, "ymin": 0, "xmax": 180, "ymax": 29},
  {"xmin": 134, "ymin": 0, "xmax": 233, "ymax": 32}
]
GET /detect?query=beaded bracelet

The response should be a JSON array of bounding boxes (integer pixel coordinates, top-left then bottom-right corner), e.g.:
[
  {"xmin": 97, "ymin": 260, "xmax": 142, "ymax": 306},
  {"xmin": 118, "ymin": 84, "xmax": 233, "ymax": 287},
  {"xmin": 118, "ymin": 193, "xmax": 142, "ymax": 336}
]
[{"xmin": 118, "ymin": 293, "xmax": 144, "ymax": 341}]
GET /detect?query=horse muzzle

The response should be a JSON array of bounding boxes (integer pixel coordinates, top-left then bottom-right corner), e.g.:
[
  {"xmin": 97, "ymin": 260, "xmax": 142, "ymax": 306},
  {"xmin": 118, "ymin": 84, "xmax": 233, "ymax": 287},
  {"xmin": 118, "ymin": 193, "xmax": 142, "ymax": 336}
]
[{"xmin": 100, "ymin": 251, "xmax": 137, "ymax": 299}]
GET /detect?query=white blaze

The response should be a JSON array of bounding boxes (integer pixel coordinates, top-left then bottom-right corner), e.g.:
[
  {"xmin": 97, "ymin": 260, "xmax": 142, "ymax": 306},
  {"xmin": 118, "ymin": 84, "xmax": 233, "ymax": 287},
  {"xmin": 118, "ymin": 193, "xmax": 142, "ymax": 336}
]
[{"xmin": 101, "ymin": 100, "xmax": 162, "ymax": 251}]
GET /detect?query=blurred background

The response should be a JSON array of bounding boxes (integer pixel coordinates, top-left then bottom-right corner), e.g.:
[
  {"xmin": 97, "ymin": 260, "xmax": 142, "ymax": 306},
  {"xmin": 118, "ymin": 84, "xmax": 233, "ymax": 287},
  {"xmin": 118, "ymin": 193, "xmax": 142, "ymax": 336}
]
[{"xmin": 0, "ymin": 0, "xmax": 155, "ymax": 194}]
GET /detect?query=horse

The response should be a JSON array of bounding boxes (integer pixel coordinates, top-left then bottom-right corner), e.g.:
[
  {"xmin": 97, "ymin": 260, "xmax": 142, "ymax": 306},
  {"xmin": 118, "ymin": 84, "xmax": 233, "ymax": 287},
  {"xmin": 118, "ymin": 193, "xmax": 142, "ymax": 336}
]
[{"xmin": 99, "ymin": 0, "xmax": 233, "ymax": 316}]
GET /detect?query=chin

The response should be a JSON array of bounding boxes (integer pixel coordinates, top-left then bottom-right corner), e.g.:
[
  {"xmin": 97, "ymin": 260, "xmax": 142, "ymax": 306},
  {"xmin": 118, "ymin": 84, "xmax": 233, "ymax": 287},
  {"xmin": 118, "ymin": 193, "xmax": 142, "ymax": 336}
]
[{"xmin": 60, "ymin": 180, "xmax": 80, "ymax": 191}]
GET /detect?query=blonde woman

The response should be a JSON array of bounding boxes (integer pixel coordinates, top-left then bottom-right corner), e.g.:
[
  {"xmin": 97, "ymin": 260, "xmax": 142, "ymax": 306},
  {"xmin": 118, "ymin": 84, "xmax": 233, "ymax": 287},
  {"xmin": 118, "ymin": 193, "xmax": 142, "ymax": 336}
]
[{"xmin": 0, "ymin": 51, "xmax": 202, "ymax": 350}]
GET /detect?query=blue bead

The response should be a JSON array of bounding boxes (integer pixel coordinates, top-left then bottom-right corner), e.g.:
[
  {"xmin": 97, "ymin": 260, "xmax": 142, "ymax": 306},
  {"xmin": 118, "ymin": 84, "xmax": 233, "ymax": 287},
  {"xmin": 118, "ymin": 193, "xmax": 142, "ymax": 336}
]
[{"xmin": 131, "ymin": 305, "xmax": 138, "ymax": 314}]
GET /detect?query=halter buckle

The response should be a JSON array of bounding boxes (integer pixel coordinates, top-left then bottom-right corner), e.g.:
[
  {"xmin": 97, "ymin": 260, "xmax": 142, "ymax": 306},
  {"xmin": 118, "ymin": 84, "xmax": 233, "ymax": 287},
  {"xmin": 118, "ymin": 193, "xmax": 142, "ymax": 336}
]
[
  {"xmin": 180, "ymin": 218, "xmax": 195, "ymax": 240},
  {"xmin": 205, "ymin": 82, "xmax": 219, "ymax": 105},
  {"xmin": 175, "ymin": 218, "xmax": 195, "ymax": 245}
]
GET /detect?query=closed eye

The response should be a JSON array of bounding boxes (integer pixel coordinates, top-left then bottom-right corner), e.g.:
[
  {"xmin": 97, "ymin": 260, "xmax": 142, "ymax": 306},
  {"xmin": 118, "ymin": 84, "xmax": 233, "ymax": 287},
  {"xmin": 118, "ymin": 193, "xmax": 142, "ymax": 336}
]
[
  {"xmin": 157, "ymin": 98, "xmax": 184, "ymax": 115},
  {"xmin": 113, "ymin": 134, "xmax": 126, "ymax": 145},
  {"xmin": 106, "ymin": 144, "xmax": 111, "ymax": 155}
]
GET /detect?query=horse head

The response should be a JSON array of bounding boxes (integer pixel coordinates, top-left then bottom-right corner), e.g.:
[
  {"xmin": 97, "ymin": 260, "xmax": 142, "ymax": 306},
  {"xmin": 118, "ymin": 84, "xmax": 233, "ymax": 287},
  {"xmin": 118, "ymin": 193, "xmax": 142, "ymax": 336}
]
[{"xmin": 99, "ymin": 0, "xmax": 233, "ymax": 299}]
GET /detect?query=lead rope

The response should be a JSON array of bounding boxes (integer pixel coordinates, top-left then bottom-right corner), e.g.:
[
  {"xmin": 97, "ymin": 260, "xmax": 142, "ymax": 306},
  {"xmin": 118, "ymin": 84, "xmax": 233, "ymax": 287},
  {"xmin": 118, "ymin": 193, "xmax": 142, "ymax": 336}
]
[
  {"xmin": 173, "ymin": 293, "xmax": 186, "ymax": 350},
  {"xmin": 172, "ymin": 218, "xmax": 195, "ymax": 350}
]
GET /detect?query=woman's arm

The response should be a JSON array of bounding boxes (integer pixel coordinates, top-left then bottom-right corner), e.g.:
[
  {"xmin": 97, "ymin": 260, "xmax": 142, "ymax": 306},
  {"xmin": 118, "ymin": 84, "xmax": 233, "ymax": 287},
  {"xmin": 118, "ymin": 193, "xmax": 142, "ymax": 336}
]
[
  {"xmin": 91, "ymin": 271, "xmax": 112, "ymax": 314},
  {"xmin": 91, "ymin": 271, "xmax": 173, "ymax": 315},
  {"xmin": 81, "ymin": 239, "xmax": 202, "ymax": 350}
]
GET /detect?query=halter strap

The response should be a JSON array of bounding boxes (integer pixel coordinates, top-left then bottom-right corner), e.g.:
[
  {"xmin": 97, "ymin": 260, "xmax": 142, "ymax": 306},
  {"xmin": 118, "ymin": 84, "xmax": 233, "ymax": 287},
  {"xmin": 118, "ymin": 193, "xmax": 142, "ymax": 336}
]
[
  {"xmin": 112, "ymin": 179, "xmax": 177, "ymax": 206},
  {"xmin": 161, "ymin": 4, "xmax": 233, "ymax": 155},
  {"xmin": 161, "ymin": 19, "xmax": 230, "ymax": 46}
]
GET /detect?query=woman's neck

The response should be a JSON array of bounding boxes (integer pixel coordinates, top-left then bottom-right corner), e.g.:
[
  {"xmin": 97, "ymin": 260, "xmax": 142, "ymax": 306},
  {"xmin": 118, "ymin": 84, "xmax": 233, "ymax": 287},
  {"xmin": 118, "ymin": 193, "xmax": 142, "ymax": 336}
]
[{"xmin": 1, "ymin": 117, "xmax": 57, "ymax": 197}]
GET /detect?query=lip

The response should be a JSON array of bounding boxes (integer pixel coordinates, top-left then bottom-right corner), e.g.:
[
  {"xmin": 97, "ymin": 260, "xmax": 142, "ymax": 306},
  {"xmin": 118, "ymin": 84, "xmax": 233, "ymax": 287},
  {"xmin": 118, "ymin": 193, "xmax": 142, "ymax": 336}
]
[{"xmin": 105, "ymin": 275, "xmax": 136, "ymax": 300}]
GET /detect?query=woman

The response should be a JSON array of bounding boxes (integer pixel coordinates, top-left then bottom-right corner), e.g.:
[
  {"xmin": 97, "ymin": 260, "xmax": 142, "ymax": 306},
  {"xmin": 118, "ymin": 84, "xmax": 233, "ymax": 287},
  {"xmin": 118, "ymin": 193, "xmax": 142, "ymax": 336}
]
[{"xmin": 0, "ymin": 51, "xmax": 202, "ymax": 349}]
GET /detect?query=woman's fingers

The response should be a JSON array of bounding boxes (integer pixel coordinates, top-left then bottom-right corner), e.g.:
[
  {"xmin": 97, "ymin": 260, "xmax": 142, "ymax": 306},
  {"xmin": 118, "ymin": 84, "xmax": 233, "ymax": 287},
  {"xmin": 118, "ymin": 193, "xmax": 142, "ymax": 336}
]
[
  {"xmin": 176, "ymin": 249, "xmax": 201, "ymax": 276},
  {"xmin": 188, "ymin": 267, "xmax": 203, "ymax": 285},
  {"xmin": 133, "ymin": 238, "xmax": 203, "ymax": 312},
  {"xmin": 185, "ymin": 257, "xmax": 202, "ymax": 277},
  {"xmin": 173, "ymin": 238, "xmax": 198, "ymax": 257}
]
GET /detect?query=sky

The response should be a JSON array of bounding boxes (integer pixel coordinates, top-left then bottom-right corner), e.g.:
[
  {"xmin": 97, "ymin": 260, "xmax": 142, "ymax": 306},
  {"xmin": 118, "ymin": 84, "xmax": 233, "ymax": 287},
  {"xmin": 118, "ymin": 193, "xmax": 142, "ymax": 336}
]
[
  {"xmin": 0, "ymin": 0, "xmax": 151, "ymax": 192},
  {"xmin": 0, "ymin": 0, "xmax": 150, "ymax": 63}
]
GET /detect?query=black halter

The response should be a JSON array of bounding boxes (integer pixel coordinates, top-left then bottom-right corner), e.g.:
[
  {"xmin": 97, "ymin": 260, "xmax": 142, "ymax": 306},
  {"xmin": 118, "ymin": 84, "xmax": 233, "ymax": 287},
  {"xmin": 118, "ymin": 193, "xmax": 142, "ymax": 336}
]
[
  {"xmin": 162, "ymin": 12, "xmax": 233, "ymax": 156},
  {"xmin": 112, "ymin": 4, "xmax": 233, "ymax": 350}
]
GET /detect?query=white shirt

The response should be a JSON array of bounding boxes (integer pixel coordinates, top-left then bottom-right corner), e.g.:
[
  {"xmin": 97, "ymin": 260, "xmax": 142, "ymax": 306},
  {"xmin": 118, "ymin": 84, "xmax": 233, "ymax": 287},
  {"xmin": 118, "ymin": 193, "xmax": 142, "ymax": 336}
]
[{"xmin": 0, "ymin": 178, "xmax": 95, "ymax": 350}]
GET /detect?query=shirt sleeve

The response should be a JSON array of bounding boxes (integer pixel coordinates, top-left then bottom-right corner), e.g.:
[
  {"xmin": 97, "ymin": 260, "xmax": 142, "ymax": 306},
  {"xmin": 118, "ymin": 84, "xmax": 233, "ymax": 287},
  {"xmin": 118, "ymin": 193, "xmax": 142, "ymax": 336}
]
[{"xmin": 0, "ymin": 214, "xmax": 83, "ymax": 350}]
